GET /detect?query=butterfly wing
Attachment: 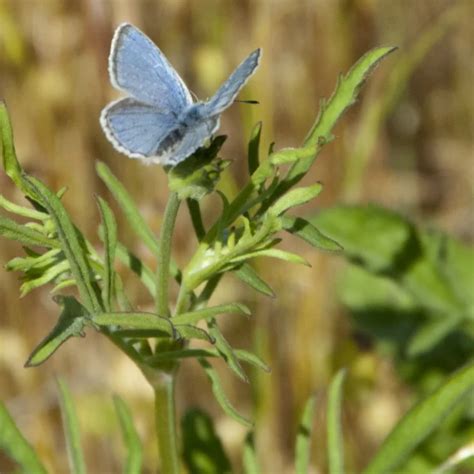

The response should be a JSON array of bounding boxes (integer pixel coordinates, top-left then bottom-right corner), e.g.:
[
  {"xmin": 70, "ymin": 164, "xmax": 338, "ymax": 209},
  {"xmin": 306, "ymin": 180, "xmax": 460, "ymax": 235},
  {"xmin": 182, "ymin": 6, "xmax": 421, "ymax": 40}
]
[
  {"xmin": 108, "ymin": 23, "xmax": 193, "ymax": 111},
  {"xmin": 200, "ymin": 48, "xmax": 261, "ymax": 117},
  {"xmin": 155, "ymin": 116, "xmax": 221, "ymax": 166},
  {"xmin": 100, "ymin": 98, "xmax": 178, "ymax": 160}
]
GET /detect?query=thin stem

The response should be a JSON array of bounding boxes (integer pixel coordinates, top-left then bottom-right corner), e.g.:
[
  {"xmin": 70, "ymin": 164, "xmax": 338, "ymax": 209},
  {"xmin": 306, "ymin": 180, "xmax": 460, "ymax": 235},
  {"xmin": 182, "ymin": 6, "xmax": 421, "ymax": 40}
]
[
  {"xmin": 154, "ymin": 374, "xmax": 180, "ymax": 474},
  {"xmin": 156, "ymin": 192, "xmax": 181, "ymax": 317}
]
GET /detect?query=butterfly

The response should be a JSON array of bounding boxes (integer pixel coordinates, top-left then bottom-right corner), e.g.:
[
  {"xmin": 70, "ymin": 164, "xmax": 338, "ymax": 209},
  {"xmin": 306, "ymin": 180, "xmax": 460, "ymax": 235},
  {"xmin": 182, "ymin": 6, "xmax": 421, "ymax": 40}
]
[{"xmin": 100, "ymin": 23, "xmax": 261, "ymax": 167}]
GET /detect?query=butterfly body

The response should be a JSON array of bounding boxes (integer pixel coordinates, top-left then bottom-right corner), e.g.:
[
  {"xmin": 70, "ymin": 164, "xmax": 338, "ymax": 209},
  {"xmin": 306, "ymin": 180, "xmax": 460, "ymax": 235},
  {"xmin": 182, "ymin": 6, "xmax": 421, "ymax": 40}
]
[{"xmin": 101, "ymin": 23, "xmax": 261, "ymax": 166}]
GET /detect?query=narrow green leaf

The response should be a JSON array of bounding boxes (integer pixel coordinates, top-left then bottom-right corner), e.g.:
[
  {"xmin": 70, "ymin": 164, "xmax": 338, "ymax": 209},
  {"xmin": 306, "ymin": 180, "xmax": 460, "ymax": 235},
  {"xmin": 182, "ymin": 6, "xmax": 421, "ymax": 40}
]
[
  {"xmin": 0, "ymin": 400, "xmax": 48, "ymax": 473},
  {"xmin": 0, "ymin": 194, "xmax": 47, "ymax": 220},
  {"xmin": 97, "ymin": 197, "xmax": 117, "ymax": 311},
  {"xmin": 234, "ymin": 263, "xmax": 275, "ymax": 297},
  {"xmin": 93, "ymin": 312, "xmax": 175, "ymax": 338},
  {"xmin": 208, "ymin": 320, "xmax": 248, "ymax": 382},
  {"xmin": 6, "ymin": 248, "xmax": 62, "ymax": 272},
  {"xmin": 20, "ymin": 259, "xmax": 69, "ymax": 297},
  {"xmin": 295, "ymin": 395, "xmax": 317, "ymax": 474},
  {"xmin": 305, "ymin": 46, "xmax": 397, "ymax": 148},
  {"xmin": 199, "ymin": 358, "xmax": 252, "ymax": 428},
  {"xmin": 175, "ymin": 324, "xmax": 214, "ymax": 343},
  {"xmin": 96, "ymin": 161, "xmax": 159, "ymax": 253},
  {"xmin": 26, "ymin": 296, "xmax": 88, "ymax": 367},
  {"xmin": 57, "ymin": 377, "xmax": 87, "ymax": 474},
  {"xmin": 186, "ymin": 198, "xmax": 206, "ymax": 241},
  {"xmin": 327, "ymin": 369, "xmax": 347, "ymax": 474},
  {"xmin": 243, "ymin": 432, "xmax": 260, "ymax": 474},
  {"xmin": 0, "ymin": 101, "xmax": 26, "ymax": 194},
  {"xmin": 232, "ymin": 248, "xmax": 310, "ymax": 267},
  {"xmin": 363, "ymin": 362, "xmax": 474, "ymax": 474},
  {"xmin": 0, "ymin": 215, "xmax": 59, "ymax": 248},
  {"xmin": 113, "ymin": 396, "xmax": 142, "ymax": 474},
  {"xmin": 270, "ymin": 183, "xmax": 323, "ymax": 216},
  {"xmin": 172, "ymin": 302, "xmax": 251, "ymax": 325},
  {"xmin": 23, "ymin": 176, "xmax": 103, "ymax": 313},
  {"xmin": 247, "ymin": 121, "xmax": 262, "ymax": 175},
  {"xmin": 114, "ymin": 241, "xmax": 155, "ymax": 296},
  {"xmin": 234, "ymin": 349, "xmax": 271, "ymax": 373},
  {"xmin": 282, "ymin": 216, "xmax": 342, "ymax": 252}
]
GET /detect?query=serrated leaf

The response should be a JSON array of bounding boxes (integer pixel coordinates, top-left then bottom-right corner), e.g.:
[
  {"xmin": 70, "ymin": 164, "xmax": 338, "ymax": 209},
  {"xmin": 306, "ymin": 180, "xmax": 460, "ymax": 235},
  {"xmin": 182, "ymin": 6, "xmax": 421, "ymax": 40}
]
[
  {"xmin": 113, "ymin": 396, "xmax": 142, "ymax": 474},
  {"xmin": 0, "ymin": 215, "xmax": 59, "ymax": 248},
  {"xmin": 92, "ymin": 312, "xmax": 175, "ymax": 338},
  {"xmin": 363, "ymin": 362, "xmax": 474, "ymax": 474},
  {"xmin": 234, "ymin": 263, "xmax": 275, "ymax": 297},
  {"xmin": 208, "ymin": 320, "xmax": 248, "ymax": 382},
  {"xmin": 25, "ymin": 296, "xmax": 88, "ymax": 367},
  {"xmin": 57, "ymin": 378, "xmax": 87, "ymax": 474},
  {"xmin": 23, "ymin": 176, "xmax": 103, "ymax": 313},
  {"xmin": 181, "ymin": 408, "xmax": 232, "ymax": 474},
  {"xmin": 327, "ymin": 369, "xmax": 347, "ymax": 474},
  {"xmin": 97, "ymin": 197, "xmax": 117, "ymax": 311},
  {"xmin": 248, "ymin": 121, "xmax": 262, "ymax": 175},
  {"xmin": 282, "ymin": 216, "xmax": 342, "ymax": 252},
  {"xmin": 172, "ymin": 303, "xmax": 250, "ymax": 325},
  {"xmin": 0, "ymin": 401, "xmax": 48, "ymax": 474},
  {"xmin": 199, "ymin": 358, "xmax": 252, "ymax": 428},
  {"xmin": 295, "ymin": 395, "xmax": 317, "ymax": 474}
]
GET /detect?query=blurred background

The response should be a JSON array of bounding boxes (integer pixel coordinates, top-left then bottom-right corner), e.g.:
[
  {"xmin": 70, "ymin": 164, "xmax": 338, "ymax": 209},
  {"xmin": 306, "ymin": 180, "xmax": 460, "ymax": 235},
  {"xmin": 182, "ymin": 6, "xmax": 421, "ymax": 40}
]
[{"xmin": 0, "ymin": 0, "xmax": 472, "ymax": 472}]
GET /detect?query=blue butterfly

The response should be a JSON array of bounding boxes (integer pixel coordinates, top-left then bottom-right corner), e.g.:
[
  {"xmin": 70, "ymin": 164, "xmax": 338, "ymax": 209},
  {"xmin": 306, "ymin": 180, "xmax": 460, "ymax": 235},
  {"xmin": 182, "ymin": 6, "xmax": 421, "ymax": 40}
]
[{"xmin": 100, "ymin": 23, "xmax": 261, "ymax": 166}]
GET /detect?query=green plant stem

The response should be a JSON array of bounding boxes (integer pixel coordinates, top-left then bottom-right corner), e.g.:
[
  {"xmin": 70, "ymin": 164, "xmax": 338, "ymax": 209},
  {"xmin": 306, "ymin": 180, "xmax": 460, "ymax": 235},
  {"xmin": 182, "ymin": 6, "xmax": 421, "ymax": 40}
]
[
  {"xmin": 156, "ymin": 192, "xmax": 180, "ymax": 317},
  {"xmin": 154, "ymin": 374, "xmax": 180, "ymax": 474}
]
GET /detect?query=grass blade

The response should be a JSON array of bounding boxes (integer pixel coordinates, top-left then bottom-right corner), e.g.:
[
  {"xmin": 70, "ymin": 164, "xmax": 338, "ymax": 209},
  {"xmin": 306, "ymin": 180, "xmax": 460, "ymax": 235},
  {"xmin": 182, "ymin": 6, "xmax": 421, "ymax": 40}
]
[
  {"xmin": 113, "ymin": 396, "xmax": 142, "ymax": 474},
  {"xmin": 57, "ymin": 377, "xmax": 87, "ymax": 474},
  {"xmin": 363, "ymin": 362, "xmax": 474, "ymax": 474},
  {"xmin": 295, "ymin": 395, "xmax": 317, "ymax": 474},
  {"xmin": 327, "ymin": 369, "xmax": 347, "ymax": 474},
  {"xmin": 0, "ymin": 401, "xmax": 47, "ymax": 473}
]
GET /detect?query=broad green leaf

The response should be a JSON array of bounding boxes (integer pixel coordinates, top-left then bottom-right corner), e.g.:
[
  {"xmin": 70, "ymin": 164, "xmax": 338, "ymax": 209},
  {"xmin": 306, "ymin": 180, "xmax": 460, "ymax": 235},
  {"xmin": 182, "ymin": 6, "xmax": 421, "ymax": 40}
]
[
  {"xmin": 0, "ymin": 215, "xmax": 59, "ymax": 248},
  {"xmin": 57, "ymin": 378, "xmax": 87, "ymax": 474},
  {"xmin": 172, "ymin": 302, "xmax": 251, "ymax": 325},
  {"xmin": 25, "ymin": 296, "xmax": 88, "ymax": 367},
  {"xmin": 312, "ymin": 205, "xmax": 411, "ymax": 272},
  {"xmin": 114, "ymin": 241, "xmax": 155, "ymax": 296},
  {"xmin": 295, "ymin": 395, "xmax": 317, "ymax": 474},
  {"xmin": 92, "ymin": 312, "xmax": 175, "ymax": 337},
  {"xmin": 327, "ymin": 369, "xmax": 347, "ymax": 474},
  {"xmin": 363, "ymin": 362, "xmax": 474, "ymax": 474},
  {"xmin": 243, "ymin": 432, "xmax": 260, "ymax": 474},
  {"xmin": 282, "ymin": 216, "xmax": 342, "ymax": 252},
  {"xmin": 182, "ymin": 408, "xmax": 232, "ymax": 474},
  {"xmin": 247, "ymin": 121, "xmax": 262, "ymax": 175},
  {"xmin": 113, "ymin": 396, "xmax": 142, "ymax": 474},
  {"xmin": 234, "ymin": 263, "xmax": 275, "ymax": 297},
  {"xmin": 0, "ymin": 400, "xmax": 47, "ymax": 473},
  {"xmin": 97, "ymin": 197, "xmax": 117, "ymax": 311},
  {"xmin": 208, "ymin": 320, "xmax": 248, "ymax": 382},
  {"xmin": 270, "ymin": 183, "xmax": 323, "ymax": 216},
  {"xmin": 23, "ymin": 176, "xmax": 103, "ymax": 313},
  {"xmin": 199, "ymin": 359, "xmax": 252, "ymax": 428}
]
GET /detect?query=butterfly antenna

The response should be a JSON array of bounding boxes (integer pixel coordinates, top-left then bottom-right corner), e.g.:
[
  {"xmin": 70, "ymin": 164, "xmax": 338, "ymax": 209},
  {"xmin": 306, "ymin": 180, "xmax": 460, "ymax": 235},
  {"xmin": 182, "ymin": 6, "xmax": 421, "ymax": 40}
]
[
  {"xmin": 190, "ymin": 90, "xmax": 199, "ymax": 102},
  {"xmin": 234, "ymin": 99, "xmax": 259, "ymax": 105}
]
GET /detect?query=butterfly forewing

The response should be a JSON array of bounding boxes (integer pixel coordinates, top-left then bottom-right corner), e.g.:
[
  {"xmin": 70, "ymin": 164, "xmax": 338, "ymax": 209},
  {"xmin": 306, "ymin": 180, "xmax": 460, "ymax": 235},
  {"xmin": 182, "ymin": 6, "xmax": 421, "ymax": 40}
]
[{"xmin": 109, "ymin": 23, "xmax": 193, "ymax": 111}]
